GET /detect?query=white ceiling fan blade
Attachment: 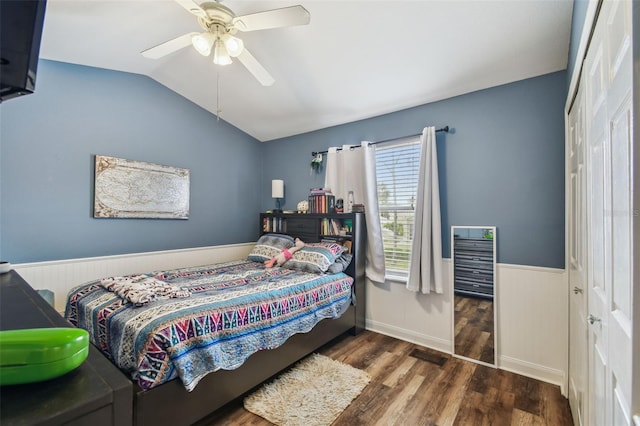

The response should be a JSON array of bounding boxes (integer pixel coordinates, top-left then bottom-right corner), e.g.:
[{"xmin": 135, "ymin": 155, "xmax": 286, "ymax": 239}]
[
  {"xmin": 233, "ymin": 5, "xmax": 310, "ymax": 32},
  {"xmin": 237, "ymin": 49, "xmax": 275, "ymax": 86},
  {"xmin": 141, "ymin": 32, "xmax": 198, "ymax": 59},
  {"xmin": 174, "ymin": 0, "xmax": 208, "ymax": 19}
]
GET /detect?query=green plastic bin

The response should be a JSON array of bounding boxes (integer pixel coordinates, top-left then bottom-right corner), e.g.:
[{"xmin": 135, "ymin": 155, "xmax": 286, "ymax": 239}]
[{"xmin": 0, "ymin": 327, "xmax": 89, "ymax": 385}]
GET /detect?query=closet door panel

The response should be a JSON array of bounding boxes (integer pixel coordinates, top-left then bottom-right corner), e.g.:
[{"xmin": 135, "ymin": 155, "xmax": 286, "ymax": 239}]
[
  {"xmin": 606, "ymin": 0, "xmax": 633, "ymax": 423},
  {"xmin": 586, "ymin": 7, "xmax": 610, "ymax": 424},
  {"xmin": 568, "ymin": 81, "xmax": 587, "ymax": 426},
  {"xmin": 569, "ymin": 1, "xmax": 634, "ymax": 424},
  {"xmin": 584, "ymin": 1, "xmax": 634, "ymax": 424}
]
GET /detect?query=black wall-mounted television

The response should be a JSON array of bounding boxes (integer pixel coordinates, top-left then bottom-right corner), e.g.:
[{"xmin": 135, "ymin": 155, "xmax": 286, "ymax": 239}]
[{"xmin": 0, "ymin": 0, "xmax": 47, "ymax": 103}]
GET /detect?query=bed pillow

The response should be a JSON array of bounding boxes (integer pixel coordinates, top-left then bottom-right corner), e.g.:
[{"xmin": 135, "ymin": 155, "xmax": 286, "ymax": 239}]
[
  {"xmin": 248, "ymin": 233, "xmax": 295, "ymax": 262},
  {"xmin": 285, "ymin": 242, "xmax": 346, "ymax": 273},
  {"xmin": 327, "ymin": 252, "xmax": 353, "ymax": 274}
]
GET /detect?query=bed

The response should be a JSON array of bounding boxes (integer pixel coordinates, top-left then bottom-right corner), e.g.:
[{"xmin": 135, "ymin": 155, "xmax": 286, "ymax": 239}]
[{"xmin": 65, "ymin": 217, "xmax": 366, "ymax": 426}]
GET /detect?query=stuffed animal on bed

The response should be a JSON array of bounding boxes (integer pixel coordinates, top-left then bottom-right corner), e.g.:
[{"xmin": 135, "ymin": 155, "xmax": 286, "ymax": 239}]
[{"xmin": 264, "ymin": 238, "xmax": 305, "ymax": 268}]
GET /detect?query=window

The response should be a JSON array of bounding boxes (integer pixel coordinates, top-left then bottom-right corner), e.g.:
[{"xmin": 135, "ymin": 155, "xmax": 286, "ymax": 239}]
[{"xmin": 375, "ymin": 136, "xmax": 421, "ymax": 274}]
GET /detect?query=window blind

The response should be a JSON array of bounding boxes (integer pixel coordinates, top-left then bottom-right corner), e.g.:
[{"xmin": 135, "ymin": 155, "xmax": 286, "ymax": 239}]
[{"xmin": 375, "ymin": 137, "xmax": 421, "ymax": 273}]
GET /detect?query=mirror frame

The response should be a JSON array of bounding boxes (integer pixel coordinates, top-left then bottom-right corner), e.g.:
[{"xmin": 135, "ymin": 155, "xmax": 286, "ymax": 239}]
[{"xmin": 450, "ymin": 226, "xmax": 498, "ymax": 367}]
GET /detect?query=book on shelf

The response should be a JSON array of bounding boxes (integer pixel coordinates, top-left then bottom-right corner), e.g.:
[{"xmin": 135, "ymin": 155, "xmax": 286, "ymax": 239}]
[
  {"xmin": 308, "ymin": 193, "xmax": 335, "ymax": 214},
  {"xmin": 309, "ymin": 187, "xmax": 332, "ymax": 194},
  {"xmin": 331, "ymin": 219, "xmax": 340, "ymax": 235},
  {"xmin": 320, "ymin": 235, "xmax": 349, "ymax": 243},
  {"xmin": 320, "ymin": 218, "xmax": 349, "ymax": 237},
  {"xmin": 262, "ymin": 216, "xmax": 286, "ymax": 233}
]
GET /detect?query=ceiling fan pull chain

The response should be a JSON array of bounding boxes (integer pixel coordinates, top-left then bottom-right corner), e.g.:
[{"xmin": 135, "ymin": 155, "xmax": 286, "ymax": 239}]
[{"xmin": 216, "ymin": 69, "xmax": 221, "ymax": 121}]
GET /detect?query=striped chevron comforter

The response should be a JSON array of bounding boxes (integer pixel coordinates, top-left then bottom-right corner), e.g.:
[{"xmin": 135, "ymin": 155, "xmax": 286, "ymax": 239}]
[{"xmin": 65, "ymin": 259, "xmax": 353, "ymax": 391}]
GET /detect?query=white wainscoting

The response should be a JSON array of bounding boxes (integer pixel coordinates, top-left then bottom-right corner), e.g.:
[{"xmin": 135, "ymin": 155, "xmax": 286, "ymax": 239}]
[
  {"xmin": 366, "ymin": 262, "xmax": 453, "ymax": 354},
  {"xmin": 366, "ymin": 259, "xmax": 568, "ymax": 393},
  {"xmin": 496, "ymin": 263, "xmax": 567, "ymax": 393},
  {"xmin": 14, "ymin": 249, "xmax": 567, "ymax": 392},
  {"xmin": 13, "ymin": 243, "xmax": 254, "ymax": 313}
]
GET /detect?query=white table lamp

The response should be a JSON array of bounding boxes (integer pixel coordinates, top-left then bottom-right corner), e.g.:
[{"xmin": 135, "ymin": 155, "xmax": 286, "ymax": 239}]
[{"xmin": 272, "ymin": 179, "xmax": 284, "ymax": 213}]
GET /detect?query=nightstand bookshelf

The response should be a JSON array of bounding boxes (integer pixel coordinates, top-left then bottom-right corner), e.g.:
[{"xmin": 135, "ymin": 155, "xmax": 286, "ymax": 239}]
[{"xmin": 259, "ymin": 212, "xmax": 366, "ymax": 333}]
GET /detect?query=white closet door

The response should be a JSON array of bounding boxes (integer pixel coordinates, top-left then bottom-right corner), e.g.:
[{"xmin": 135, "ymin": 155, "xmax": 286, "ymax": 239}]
[
  {"xmin": 584, "ymin": 0, "xmax": 633, "ymax": 424},
  {"xmin": 568, "ymin": 82, "xmax": 588, "ymax": 426},
  {"xmin": 604, "ymin": 0, "xmax": 633, "ymax": 423},
  {"xmin": 585, "ymin": 18, "xmax": 609, "ymax": 422}
]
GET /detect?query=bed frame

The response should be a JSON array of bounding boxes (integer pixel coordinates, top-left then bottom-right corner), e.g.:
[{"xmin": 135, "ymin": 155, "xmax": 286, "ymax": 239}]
[{"xmin": 132, "ymin": 213, "xmax": 366, "ymax": 426}]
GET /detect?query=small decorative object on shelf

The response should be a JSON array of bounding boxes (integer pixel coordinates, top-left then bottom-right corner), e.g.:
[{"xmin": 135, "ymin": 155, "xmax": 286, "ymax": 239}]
[
  {"xmin": 296, "ymin": 200, "xmax": 309, "ymax": 213},
  {"xmin": 352, "ymin": 204, "xmax": 365, "ymax": 213}
]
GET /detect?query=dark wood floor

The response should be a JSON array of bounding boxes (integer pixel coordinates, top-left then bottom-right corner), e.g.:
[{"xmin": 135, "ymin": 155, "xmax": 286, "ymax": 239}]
[
  {"xmin": 454, "ymin": 294, "xmax": 495, "ymax": 365},
  {"xmin": 196, "ymin": 330, "xmax": 572, "ymax": 425}
]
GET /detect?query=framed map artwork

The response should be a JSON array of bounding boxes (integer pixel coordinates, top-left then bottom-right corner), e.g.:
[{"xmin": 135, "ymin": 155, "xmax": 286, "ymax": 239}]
[{"xmin": 94, "ymin": 155, "xmax": 190, "ymax": 219}]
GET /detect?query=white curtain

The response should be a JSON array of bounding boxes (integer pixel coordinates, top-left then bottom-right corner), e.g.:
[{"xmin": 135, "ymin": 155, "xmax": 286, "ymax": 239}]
[
  {"xmin": 406, "ymin": 127, "xmax": 443, "ymax": 293},
  {"xmin": 325, "ymin": 142, "xmax": 386, "ymax": 285}
]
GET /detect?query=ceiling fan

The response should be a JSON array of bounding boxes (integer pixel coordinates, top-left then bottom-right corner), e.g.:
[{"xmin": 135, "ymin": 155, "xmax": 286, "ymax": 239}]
[{"xmin": 141, "ymin": 0, "xmax": 310, "ymax": 86}]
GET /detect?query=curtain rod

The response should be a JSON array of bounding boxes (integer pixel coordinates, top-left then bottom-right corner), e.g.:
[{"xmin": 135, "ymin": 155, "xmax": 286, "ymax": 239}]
[{"xmin": 311, "ymin": 126, "xmax": 449, "ymax": 157}]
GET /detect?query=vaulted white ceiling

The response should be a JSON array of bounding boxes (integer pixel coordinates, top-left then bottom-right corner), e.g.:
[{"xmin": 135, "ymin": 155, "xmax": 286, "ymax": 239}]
[{"xmin": 39, "ymin": 0, "xmax": 573, "ymax": 141}]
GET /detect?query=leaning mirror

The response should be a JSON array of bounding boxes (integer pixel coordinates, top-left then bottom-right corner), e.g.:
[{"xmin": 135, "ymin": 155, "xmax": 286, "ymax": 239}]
[{"xmin": 451, "ymin": 226, "xmax": 497, "ymax": 366}]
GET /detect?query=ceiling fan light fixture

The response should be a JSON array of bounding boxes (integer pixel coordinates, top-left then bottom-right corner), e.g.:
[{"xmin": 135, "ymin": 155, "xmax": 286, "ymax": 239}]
[
  {"xmin": 191, "ymin": 32, "xmax": 215, "ymax": 56},
  {"xmin": 213, "ymin": 39, "xmax": 232, "ymax": 65},
  {"xmin": 142, "ymin": 2, "xmax": 312, "ymax": 86},
  {"xmin": 223, "ymin": 35, "xmax": 244, "ymax": 57}
]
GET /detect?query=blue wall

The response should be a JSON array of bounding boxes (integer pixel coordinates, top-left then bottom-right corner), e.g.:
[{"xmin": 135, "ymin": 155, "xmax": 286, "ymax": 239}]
[
  {"xmin": 567, "ymin": 0, "xmax": 590, "ymax": 84},
  {"xmin": 0, "ymin": 60, "xmax": 262, "ymax": 263},
  {"xmin": 260, "ymin": 71, "xmax": 567, "ymax": 269},
  {"xmin": 0, "ymin": 60, "xmax": 567, "ymax": 269}
]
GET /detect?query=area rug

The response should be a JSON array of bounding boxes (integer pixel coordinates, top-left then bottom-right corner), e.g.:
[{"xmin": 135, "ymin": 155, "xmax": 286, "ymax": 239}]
[{"xmin": 243, "ymin": 353, "xmax": 370, "ymax": 426}]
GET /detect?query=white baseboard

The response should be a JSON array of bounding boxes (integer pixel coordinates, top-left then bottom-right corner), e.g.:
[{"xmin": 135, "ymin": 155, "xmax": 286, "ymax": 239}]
[
  {"xmin": 496, "ymin": 262, "xmax": 567, "ymax": 394},
  {"xmin": 366, "ymin": 318, "xmax": 452, "ymax": 354},
  {"xmin": 367, "ymin": 318, "xmax": 566, "ymax": 395},
  {"xmin": 499, "ymin": 354, "xmax": 567, "ymax": 394},
  {"xmin": 367, "ymin": 259, "xmax": 567, "ymax": 391},
  {"xmin": 366, "ymin": 319, "xmax": 565, "ymax": 394}
]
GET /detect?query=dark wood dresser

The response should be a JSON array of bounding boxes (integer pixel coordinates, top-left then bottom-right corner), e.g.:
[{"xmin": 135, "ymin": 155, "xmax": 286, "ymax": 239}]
[
  {"xmin": 453, "ymin": 236, "xmax": 494, "ymax": 299},
  {"xmin": 0, "ymin": 270, "xmax": 132, "ymax": 426}
]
